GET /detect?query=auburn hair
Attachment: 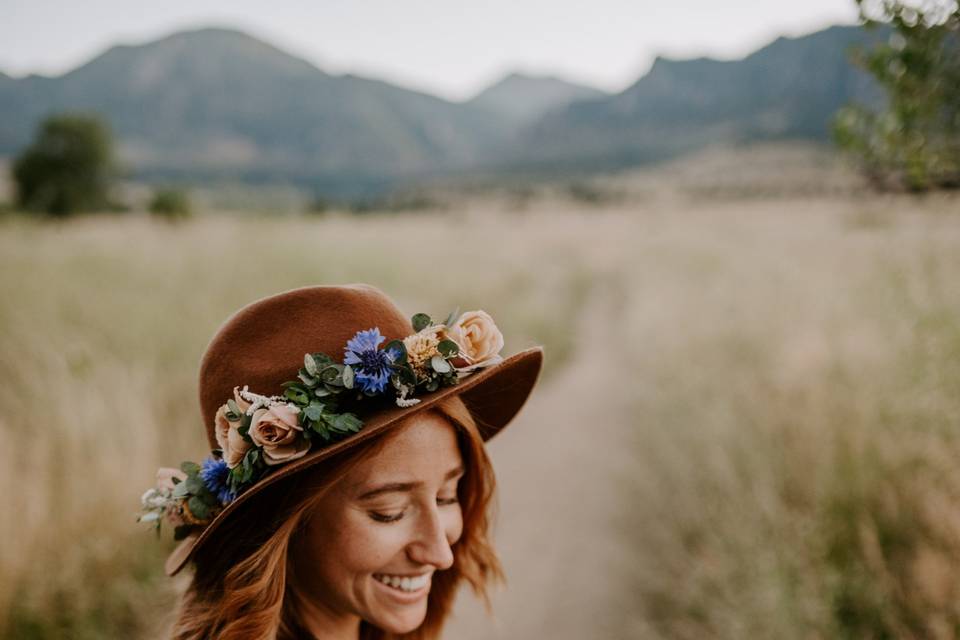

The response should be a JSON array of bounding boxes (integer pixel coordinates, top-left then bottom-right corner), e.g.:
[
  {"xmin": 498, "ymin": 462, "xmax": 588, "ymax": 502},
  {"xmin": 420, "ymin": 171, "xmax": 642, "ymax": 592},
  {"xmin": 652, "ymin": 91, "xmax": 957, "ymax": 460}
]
[{"xmin": 168, "ymin": 394, "xmax": 503, "ymax": 640}]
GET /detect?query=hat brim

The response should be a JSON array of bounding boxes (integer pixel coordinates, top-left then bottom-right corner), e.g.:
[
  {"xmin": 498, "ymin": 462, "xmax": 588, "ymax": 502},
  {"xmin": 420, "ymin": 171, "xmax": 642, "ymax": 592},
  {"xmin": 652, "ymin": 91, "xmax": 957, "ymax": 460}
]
[{"xmin": 165, "ymin": 346, "xmax": 544, "ymax": 576}]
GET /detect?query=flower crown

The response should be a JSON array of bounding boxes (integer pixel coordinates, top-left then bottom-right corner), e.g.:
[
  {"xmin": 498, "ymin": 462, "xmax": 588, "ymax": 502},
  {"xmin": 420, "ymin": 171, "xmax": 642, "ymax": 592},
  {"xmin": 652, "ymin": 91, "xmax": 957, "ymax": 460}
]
[{"xmin": 139, "ymin": 308, "xmax": 504, "ymax": 540}]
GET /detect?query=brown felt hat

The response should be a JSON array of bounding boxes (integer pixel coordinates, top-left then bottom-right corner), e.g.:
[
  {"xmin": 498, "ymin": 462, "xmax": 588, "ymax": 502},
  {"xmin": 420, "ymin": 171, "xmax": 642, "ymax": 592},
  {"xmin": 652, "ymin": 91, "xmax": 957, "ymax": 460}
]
[{"xmin": 165, "ymin": 283, "xmax": 543, "ymax": 576}]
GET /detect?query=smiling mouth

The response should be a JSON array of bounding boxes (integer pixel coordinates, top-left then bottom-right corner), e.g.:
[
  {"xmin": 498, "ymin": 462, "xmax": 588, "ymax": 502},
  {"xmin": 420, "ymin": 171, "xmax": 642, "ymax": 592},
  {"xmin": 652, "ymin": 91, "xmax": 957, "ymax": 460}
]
[{"xmin": 373, "ymin": 573, "xmax": 431, "ymax": 593}]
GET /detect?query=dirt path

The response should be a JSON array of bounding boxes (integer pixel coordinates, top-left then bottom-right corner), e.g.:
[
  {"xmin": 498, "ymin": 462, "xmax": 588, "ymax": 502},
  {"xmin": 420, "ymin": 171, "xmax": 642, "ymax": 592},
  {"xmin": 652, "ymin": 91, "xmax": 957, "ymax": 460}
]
[{"xmin": 445, "ymin": 281, "xmax": 633, "ymax": 639}]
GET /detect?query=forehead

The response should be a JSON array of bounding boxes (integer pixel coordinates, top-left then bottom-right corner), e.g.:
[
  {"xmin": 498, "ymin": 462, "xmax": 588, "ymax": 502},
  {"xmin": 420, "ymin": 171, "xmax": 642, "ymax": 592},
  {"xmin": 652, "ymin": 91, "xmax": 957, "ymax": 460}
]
[{"xmin": 349, "ymin": 411, "xmax": 462, "ymax": 484}]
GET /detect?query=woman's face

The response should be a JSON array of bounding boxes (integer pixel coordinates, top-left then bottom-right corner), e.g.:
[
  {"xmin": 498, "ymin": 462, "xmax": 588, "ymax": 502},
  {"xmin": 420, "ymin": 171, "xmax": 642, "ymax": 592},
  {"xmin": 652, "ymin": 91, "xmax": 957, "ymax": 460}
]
[{"xmin": 291, "ymin": 410, "xmax": 465, "ymax": 635}]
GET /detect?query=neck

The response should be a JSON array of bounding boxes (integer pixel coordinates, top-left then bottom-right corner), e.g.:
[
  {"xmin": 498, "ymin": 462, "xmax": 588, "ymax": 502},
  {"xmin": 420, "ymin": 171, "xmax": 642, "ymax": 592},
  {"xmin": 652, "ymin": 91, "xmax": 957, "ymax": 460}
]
[{"xmin": 294, "ymin": 593, "xmax": 362, "ymax": 640}]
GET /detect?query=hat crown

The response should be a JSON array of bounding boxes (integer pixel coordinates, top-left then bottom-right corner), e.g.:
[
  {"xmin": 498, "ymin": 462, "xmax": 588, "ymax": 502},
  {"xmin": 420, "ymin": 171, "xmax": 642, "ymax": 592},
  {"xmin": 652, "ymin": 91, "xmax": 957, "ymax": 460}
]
[{"xmin": 198, "ymin": 284, "xmax": 412, "ymax": 448}]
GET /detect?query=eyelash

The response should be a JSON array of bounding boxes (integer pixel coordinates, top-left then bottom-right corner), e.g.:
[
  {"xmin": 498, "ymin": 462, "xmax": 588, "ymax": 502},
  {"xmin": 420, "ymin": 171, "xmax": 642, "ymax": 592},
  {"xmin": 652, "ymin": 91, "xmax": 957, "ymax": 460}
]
[{"xmin": 369, "ymin": 496, "xmax": 459, "ymax": 523}]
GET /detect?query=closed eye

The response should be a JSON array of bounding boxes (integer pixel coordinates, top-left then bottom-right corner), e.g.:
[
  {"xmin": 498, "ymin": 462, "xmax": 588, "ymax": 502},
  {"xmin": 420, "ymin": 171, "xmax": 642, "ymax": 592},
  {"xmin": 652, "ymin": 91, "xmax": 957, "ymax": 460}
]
[
  {"xmin": 369, "ymin": 495, "xmax": 457, "ymax": 523},
  {"xmin": 369, "ymin": 510, "xmax": 404, "ymax": 523}
]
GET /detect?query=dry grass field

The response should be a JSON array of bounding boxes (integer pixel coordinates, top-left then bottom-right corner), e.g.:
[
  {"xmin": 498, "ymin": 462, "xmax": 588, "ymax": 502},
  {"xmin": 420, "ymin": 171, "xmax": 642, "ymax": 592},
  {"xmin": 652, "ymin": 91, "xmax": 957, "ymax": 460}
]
[{"xmin": 2, "ymin": 147, "xmax": 960, "ymax": 639}]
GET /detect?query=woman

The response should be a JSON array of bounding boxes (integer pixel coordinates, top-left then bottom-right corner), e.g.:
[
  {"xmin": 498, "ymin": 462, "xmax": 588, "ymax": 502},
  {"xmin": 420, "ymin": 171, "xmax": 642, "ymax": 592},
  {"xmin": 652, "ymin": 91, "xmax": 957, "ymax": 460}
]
[{"xmin": 139, "ymin": 284, "xmax": 544, "ymax": 639}]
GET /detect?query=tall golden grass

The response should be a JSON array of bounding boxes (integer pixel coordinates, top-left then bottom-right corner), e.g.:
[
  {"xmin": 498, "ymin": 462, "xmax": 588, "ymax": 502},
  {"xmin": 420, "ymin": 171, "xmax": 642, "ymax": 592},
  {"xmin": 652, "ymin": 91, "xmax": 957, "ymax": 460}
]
[
  {"xmin": 2, "ymin": 186, "xmax": 959, "ymax": 638},
  {"xmin": 0, "ymin": 210, "xmax": 588, "ymax": 638},
  {"xmin": 614, "ymin": 197, "xmax": 960, "ymax": 638}
]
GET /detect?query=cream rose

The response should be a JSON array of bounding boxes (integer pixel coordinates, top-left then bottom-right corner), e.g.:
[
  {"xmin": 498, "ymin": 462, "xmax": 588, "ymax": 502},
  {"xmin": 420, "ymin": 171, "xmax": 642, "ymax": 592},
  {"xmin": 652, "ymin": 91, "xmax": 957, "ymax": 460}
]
[
  {"xmin": 249, "ymin": 404, "xmax": 311, "ymax": 466},
  {"xmin": 214, "ymin": 386, "xmax": 252, "ymax": 468},
  {"xmin": 447, "ymin": 310, "xmax": 504, "ymax": 369}
]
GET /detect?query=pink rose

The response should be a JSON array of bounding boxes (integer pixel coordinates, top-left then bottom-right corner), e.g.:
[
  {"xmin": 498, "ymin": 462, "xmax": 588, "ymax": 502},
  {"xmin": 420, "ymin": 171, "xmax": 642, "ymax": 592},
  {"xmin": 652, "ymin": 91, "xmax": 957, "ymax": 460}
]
[
  {"xmin": 249, "ymin": 404, "xmax": 311, "ymax": 466},
  {"xmin": 153, "ymin": 468, "xmax": 187, "ymax": 526},
  {"xmin": 214, "ymin": 387, "xmax": 253, "ymax": 468},
  {"xmin": 155, "ymin": 467, "xmax": 186, "ymax": 491},
  {"xmin": 447, "ymin": 310, "xmax": 504, "ymax": 369}
]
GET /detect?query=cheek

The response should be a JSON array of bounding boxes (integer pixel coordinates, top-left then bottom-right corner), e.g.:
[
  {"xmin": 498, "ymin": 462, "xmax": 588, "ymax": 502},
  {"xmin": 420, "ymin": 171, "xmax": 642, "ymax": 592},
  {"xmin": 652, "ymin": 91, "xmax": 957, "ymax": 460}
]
[
  {"xmin": 445, "ymin": 506, "xmax": 464, "ymax": 546},
  {"xmin": 331, "ymin": 515, "xmax": 411, "ymax": 572}
]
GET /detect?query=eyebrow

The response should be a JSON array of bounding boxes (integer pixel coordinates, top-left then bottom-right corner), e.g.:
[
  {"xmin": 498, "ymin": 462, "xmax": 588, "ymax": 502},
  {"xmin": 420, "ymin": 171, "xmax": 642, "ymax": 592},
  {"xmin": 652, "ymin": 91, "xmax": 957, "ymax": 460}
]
[{"xmin": 357, "ymin": 465, "xmax": 464, "ymax": 500}]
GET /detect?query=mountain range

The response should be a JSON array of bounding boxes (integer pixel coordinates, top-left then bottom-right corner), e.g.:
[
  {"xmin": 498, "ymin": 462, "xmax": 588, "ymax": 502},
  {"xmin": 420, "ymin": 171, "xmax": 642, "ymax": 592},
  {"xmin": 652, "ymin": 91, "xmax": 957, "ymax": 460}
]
[{"xmin": 0, "ymin": 24, "xmax": 884, "ymax": 196}]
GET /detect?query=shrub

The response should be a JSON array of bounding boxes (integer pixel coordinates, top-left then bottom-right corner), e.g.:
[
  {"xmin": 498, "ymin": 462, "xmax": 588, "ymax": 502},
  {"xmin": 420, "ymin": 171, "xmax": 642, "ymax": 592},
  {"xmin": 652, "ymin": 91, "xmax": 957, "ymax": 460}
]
[{"xmin": 149, "ymin": 188, "xmax": 191, "ymax": 220}]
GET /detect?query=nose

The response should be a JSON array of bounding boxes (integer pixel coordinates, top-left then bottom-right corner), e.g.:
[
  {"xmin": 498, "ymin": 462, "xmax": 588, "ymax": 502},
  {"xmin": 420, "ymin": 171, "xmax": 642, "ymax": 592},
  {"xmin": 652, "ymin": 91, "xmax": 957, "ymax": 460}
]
[{"xmin": 407, "ymin": 505, "xmax": 455, "ymax": 570}]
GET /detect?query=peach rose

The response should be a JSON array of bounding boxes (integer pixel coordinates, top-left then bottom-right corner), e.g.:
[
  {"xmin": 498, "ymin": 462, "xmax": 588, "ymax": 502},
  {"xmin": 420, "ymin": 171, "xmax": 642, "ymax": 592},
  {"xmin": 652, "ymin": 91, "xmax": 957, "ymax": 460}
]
[
  {"xmin": 214, "ymin": 386, "xmax": 252, "ymax": 468},
  {"xmin": 447, "ymin": 310, "xmax": 504, "ymax": 368},
  {"xmin": 249, "ymin": 404, "xmax": 311, "ymax": 466}
]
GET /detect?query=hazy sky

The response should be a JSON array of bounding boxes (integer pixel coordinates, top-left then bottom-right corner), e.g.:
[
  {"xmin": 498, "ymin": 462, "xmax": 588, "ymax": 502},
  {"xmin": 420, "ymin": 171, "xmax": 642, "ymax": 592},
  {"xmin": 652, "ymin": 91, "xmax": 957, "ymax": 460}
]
[{"xmin": 2, "ymin": 1, "xmax": 861, "ymax": 101}]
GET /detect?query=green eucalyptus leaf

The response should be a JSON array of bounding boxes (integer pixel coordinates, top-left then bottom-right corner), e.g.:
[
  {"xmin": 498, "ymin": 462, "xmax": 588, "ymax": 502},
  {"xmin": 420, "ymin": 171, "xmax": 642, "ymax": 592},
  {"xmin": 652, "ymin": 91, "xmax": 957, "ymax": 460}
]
[
  {"xmin": 184, "ymin": 474, "xmax": 204, "ymax": 492},
  {"xmin": 299, "ymin": 370, "xmax": 319, "ymax": 386},
  {"xmin": 304, "ymin": 353, "xmax": 319, "ymax": 376},
  {"xmin": 412, "ymin": 313, "xmax": 432, "ymax": 332},
  {"xmin": 333, "ymin": 413, "xmax": 363, "ymax": 433},
  {"xmin": 384, "ymin": 339, "xmax": 407, "ymax": 364},
  {"xmin": 342, "ymin": 364, "xmax": 355, "ymax": 389},
  {"xmin": 320, "ymin": 365, "xmax": 342, "ymax": 385},
  {"xmin": 437, "ymin": 339, "xmax": 459, "ymax": 357},
  {"xmin": 180, "ymin": 461, "xmax": 200, "ymax": 476},
  {"xmin": 312, "ymin": 352, "xmax": 335, "ymax": 367},
  {"xmin": 304, "ymin": 404, "xmax": 323, "ymax": 421},
  {"xmin": 430, "ymin": 354, "xmax": 452, "ymax": 373},
  {"xmin": 396, "ymin": 365, "xmax": 417, "ymax": 386},
  {"xmin": 187, "ymin": 496, "xmax": 211, "ymax": 521},
  {"xmin": 172, "ymin": 481, "xmax": 191, "ymax": 498},
  {"xmin": 313, "ymin": 421, "xmax": 332, "ymax": 441},
  {"xmin": 285, "ymin": 387, "xmax": 310, "ymax": 405},
  {"xmin": 425, "ymin": 380, "xmax": 439, "ymax": 392},
  {"xmin": 199, "ymin": 490, "xmax": 221, "ymax": 507}
]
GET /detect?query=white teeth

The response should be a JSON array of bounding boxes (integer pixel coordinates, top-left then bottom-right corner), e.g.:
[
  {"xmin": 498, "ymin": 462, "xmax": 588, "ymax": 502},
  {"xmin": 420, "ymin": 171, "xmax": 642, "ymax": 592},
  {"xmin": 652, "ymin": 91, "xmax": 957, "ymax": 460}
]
[{"xmin": 376, "ymin": 573, "xmax": 429, "ymax": 592}]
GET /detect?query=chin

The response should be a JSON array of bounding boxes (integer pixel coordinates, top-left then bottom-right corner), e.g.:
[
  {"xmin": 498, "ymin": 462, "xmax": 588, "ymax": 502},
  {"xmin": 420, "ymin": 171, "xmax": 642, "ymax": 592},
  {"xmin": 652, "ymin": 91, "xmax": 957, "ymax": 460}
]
[{"xmin": 370, "ymin": 602, "xmax": 429, "ymax": 635}]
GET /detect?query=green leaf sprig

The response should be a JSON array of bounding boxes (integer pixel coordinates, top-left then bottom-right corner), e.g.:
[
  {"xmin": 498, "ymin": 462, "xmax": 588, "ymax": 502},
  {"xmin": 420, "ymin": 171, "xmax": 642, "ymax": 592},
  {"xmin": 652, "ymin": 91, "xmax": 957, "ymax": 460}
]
[{"xmin": 171, "ymin": 461, "xmax": 223, "ymax": 540}]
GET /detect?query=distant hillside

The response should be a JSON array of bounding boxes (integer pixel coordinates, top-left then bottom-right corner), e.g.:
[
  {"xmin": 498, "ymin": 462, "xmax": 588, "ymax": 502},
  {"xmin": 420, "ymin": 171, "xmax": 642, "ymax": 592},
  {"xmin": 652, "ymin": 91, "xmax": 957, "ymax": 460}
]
[
  {"xmin": 503, "ymin": 25, "xmax": 887, "ymax": 171},
  {"xmin": 0, "ymin": 24, "xmax": 889, "ymax": 194},
  {"xmin": 0, "ymin": 28, "xmax": 505, "ymax": 196},
  {"xmin": 466, "ymin": 72, "xmax": 608, "ymax": 126}
]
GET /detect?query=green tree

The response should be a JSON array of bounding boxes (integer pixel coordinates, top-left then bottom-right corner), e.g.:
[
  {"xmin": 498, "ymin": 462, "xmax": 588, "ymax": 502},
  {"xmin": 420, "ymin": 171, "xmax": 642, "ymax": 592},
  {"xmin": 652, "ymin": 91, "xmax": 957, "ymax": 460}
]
[
  {"xmin": 12, "ymin": 113, "xmax": 115, "ymax": 216},
  {"xmin": 833, "ymin": 0, "xmax": 960, "ymax": 191},
  {"xmin": 149, "ymin": 187, "xmax": 192, "ymax": 220}
]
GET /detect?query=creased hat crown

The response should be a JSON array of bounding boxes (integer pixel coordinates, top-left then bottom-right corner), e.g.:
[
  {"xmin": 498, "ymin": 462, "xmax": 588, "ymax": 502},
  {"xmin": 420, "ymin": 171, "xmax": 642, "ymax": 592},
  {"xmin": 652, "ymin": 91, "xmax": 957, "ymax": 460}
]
[{"xmin": 198, "ymin": 284, "xmax": 410, "ymax": 450}]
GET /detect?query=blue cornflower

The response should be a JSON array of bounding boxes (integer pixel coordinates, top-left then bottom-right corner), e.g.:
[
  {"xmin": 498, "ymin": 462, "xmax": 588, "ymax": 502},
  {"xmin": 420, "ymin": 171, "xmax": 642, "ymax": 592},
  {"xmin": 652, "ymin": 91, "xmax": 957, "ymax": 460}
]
[
  {"xmin": 200, "ymin": 456, "xmax": 237, "ymax": 505},
  {"xmin": 343, "ymin": 327, "xmax": 399, "ymax": 394}
]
